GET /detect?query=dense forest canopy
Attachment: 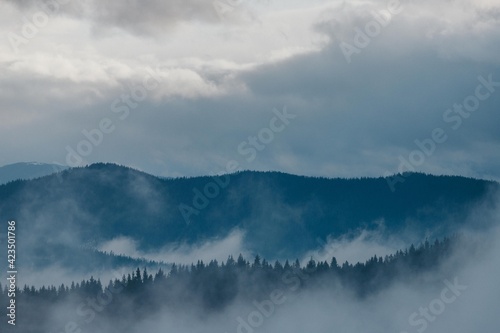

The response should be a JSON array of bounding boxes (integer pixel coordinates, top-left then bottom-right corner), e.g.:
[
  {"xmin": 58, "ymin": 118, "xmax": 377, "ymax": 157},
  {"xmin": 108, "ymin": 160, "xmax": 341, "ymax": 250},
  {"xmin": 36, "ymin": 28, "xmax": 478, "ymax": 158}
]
[
  {"xmin": 0, "ymin": 237, "xmax": 463, "ymax": 333},
  {"xmin": 0, "ymin": 163, "xmax": 496, "ymax": 264}
]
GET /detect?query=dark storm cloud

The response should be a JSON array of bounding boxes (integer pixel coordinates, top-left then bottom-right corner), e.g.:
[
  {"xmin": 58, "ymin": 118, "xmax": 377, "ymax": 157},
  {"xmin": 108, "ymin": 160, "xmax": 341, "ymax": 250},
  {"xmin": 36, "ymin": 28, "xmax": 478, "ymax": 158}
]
[
  {"xmin": 1, "ymin": 0, "xmax": 499, "ymax": 181},
  {"xmin": 231, "ymin": 0, "xmax": 500, "ymax": 178}
]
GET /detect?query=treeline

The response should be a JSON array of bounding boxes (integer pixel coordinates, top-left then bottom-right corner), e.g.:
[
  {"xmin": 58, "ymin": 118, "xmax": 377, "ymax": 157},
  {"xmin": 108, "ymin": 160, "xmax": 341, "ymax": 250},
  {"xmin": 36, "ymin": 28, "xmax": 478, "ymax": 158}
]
[
  {"xmin": 0, "ymin": 237, "xmax": 461, "ymax": 333},
  {"xmin": 1, "ymin": 163, "xmax": 492, "ymax": 260},
  {"xmin": 2, "ymin": 237, "xmax": 456, "ymax": 302}
]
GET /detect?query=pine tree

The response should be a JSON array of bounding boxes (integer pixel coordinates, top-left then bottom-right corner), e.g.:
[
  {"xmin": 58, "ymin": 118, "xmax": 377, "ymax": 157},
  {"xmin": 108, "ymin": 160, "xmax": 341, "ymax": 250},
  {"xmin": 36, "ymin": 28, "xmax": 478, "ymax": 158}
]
[
  {"xmin": 306, "ymin": 257, "xmax": 316, "ymax": 271},
  {"xmin": 330, "ymin": 257, "xmax": 339, "ymax": 270},
  {"xmin": 237, "ymin": 254, "xmax": 246, "ymax": 268},
  {"xmin": 253, "ymin": 255, "xmax": 261, "ymax": 268}
]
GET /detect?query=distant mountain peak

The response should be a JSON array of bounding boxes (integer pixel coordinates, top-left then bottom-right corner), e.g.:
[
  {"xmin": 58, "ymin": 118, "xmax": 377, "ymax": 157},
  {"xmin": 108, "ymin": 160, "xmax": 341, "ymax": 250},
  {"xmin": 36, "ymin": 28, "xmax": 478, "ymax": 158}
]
[{"xmin": 0, "ymin": 162, "xmax": 68, "ymax": 185}]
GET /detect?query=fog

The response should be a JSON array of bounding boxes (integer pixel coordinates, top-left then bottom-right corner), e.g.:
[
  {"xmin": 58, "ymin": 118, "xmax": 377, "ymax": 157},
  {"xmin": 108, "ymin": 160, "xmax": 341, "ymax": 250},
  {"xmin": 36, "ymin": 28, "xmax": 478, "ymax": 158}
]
[
  {"xmin": 0, "ymin": 171, "xmax": 498, "ymax": 333},
  {"xmin": 301, "ymin": 224, "xmax": 407, "ymax": 266},
  {"xmin": 98, "ymin": 229, "xmax": 250, "ymax": 265},
  {"xmin": 35, "ymin": 190, "xmax": 499, "ymax": 333},
  {"xmin": 38, "ymin": 223, "xmax": 498, "ymax": 333}
]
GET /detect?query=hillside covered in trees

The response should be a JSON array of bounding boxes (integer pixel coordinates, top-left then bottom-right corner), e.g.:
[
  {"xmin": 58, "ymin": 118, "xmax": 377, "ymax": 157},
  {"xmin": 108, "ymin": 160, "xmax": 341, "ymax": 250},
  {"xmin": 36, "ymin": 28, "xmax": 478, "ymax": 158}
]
[
  {"xmin": 0, "ymin": 237, "xmax": 462, "ymax": 333},
  {"xmin": 0, "ymin": 163, "xmax": 496, "ymax": 266}
]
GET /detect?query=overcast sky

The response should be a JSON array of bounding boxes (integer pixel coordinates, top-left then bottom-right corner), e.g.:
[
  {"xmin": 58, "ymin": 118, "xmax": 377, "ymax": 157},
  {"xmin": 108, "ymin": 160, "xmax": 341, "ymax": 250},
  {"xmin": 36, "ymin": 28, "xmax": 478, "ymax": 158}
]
[{"xmin": 1, "ymin": 0, "xmax": 499, "ymax": 179}]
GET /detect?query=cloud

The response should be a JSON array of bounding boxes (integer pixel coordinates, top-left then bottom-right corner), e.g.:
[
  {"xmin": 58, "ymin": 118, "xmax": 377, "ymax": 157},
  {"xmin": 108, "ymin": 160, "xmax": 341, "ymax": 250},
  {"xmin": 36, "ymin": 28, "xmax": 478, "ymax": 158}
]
[
  {"xmin": 12, "ymin": 264, "xmax": 131, "ymax": 289},
  {"xmin": 47, "ymin": 222, "xmax": 500, "ymax": 333},
  {"xmin": 98, "ymin": 236, "xmax": 138, "ymax": 257},
  {"xmin": 98, "ymin": 229, "xmax": 249, "ymax": 265},
  {"xmin": 6, "ymin": 185, "xmax": 500, "ymax": 333},
  {"xmin": 5, "ymin": 0, "xmax": 223, "ymax": 36},
  {"xmin": 0, "ymin": 0, "xmax": 499, "ymax": 181},
  {"xmin": 302, "ymin": 225, "xmax": 407, "ymax": 265}
]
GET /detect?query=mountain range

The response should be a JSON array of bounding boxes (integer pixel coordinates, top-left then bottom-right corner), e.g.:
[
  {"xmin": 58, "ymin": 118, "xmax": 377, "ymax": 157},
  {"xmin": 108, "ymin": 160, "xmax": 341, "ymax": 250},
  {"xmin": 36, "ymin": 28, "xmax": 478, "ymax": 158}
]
[{"xmin": 0, "ymin": 163, "xmax": 497, "ymax": 273}]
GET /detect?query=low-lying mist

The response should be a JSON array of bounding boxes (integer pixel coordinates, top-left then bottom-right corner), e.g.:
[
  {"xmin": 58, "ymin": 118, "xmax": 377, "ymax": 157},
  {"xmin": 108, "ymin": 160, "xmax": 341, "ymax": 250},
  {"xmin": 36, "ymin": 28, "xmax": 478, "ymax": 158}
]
[
  {"xmin": 0, "ymin": 170, "xmax": 498, "ymax": 333},
  {"xmin": 1, "ymin": 220, "xmax": 496, "ymax": 333}
]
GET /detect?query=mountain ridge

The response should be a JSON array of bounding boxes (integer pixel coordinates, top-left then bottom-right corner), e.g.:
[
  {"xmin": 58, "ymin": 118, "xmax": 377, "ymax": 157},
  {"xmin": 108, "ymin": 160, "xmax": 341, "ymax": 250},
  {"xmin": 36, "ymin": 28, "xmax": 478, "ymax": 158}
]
[
  {"xmin": 0, "ymin": 163, "xmax": 497, "ymax": 263},
  {"xmin": 0, "ymin": 162, "xmax": 68, "ymax": 185}
]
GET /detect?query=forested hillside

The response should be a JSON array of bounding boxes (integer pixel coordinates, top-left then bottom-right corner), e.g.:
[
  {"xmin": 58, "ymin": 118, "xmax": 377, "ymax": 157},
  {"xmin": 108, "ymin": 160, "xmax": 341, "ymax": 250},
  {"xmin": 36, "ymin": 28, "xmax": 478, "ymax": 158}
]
[
  {"xmin": 0, "ymin": 237, "xmax": 461, "ymax": 333},
  {"xmin": 0, "ymin": 163, "xmax": 495, "ymax": 262}
]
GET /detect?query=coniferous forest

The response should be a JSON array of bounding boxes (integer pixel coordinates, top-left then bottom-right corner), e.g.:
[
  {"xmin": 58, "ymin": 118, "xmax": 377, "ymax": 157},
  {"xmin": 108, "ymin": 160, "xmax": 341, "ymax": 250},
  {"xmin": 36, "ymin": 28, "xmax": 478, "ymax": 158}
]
[
  {"xmin": 0, "ymin": 237, "xmax": 461, "ymax": 333},
  {"xmin": 0, "ymin": 166, "xmax": 497, "ymax": 333},
  {"xmin": 2, "ymin": 0, "xmax": 500, "ymax": 331}
]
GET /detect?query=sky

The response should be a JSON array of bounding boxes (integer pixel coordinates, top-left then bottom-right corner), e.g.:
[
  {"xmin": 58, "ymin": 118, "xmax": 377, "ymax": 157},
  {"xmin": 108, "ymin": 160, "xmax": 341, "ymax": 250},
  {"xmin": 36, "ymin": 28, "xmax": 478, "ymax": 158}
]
[{"xmin": 1, "ymin": 0, "xmax": 499, "ymax": 180}]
